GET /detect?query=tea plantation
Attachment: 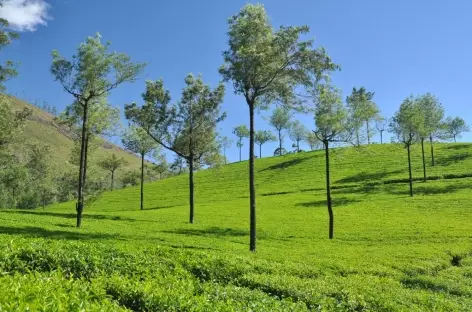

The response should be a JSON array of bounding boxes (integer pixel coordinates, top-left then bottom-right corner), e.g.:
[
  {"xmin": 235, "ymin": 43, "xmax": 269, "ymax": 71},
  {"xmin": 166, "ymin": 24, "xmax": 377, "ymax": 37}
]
[{"xmin": 1, "ymin": 143, "xmax": 471, "ymax": 311}]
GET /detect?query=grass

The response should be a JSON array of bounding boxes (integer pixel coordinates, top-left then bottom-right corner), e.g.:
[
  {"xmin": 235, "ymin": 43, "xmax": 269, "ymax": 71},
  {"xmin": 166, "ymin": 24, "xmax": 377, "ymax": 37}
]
[{"xmin": 0, "ymin": 143, "xmax": 472, "ymax": 310}]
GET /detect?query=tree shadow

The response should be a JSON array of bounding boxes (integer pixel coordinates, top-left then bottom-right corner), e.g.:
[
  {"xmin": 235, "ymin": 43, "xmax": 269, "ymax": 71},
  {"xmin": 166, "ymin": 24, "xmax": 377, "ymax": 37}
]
[
  {"xmin": 445, "ymin": 144, "xmax": 471, "ymax": 151},
  {"xmin": 296, "ymin": 197, "xmax": 360, "ymax": 208},
  {"xmin": 332, "ymin": 185, "xmax": 378, "ymax": 195},
  {"xmin": 386, "ymin": 183, "xmax": 472, "ymax": 196},
  {"xmin": 163, "ymin": 226, "xmax": 248, "ymax": 238},
  {"xmin": 145, "ymin": 205, "xmax": 177, "ymax": 211},
  {"xmin": 336, "ymin": 169, "xmax": 403, "ymax": 184},
  {"xmin": 436, "ymin": 153, "xmax": 471, "ymax": 166},
  {"xmin": 0, "ymin": 210, "xmax": 137, "ymax": 222},
  {"xmin": 260, "ymin": 155, "xmax": 314, "ymax": 172},
  {"xmin": 0, "ymin": 225, "xmax": 119, "ymax": 240}
]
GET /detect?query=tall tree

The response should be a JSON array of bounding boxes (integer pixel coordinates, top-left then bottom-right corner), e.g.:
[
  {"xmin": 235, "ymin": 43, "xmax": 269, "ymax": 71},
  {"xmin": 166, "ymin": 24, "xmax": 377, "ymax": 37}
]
[
  {"xmin": 233, "ymin": 125, "xmax": 249, "ymax": 162},
  {"xmin": 305, "ymin": 132, "xmax": 321, "ymax": 150},
  {"xmin": 444, "ymin": 116, "xmax": 469, "ymax": 143},
  {"xmin": 219, "ymin": 136, "xmax": 233, "ymax": 164},
  {"xmin": 254, "ymin": 130, "xmax": 276, "ymax": 158},
  {"xmin": 346, "ymin": 87, "xmax": 379, "ymax": 145},
  {"xmin": 375, "ymin": 117, "xmax": 387, "ymax": 144},
  {"xmin": 99, "ymin": 154, "xmax": 127, "ymax": 190},
  {"xmin": 0, "ymin": 17, "xmax": 19, "ymax": 91},
  {"xmin": 125, "ymin": 74, "xmax": 225, "ymax": 224},
  {"xmin": 122, "ymin": 126, "xmax": 158, "ymax": 210},
  {"xmin": 417, "ymin": 93, "xmax": 444, "ymax": 167},
  {"xmin": 269, "ymin": 107, "xmax": 291, "ymax": 154},
  {"xmin": 220, "ymin": 4, "xmax": 337, "ymax": 251},
  {"xmin": 289, "ymin": 120, "xmax": 308, "ymax": 152},
  {"xmin": 51, "ymin": 33, "xmax": 144, "ymax": 227},
  {"xmin": 313, "ymin": 84, "xmax": 348, "ymax": 239},
  {"xmin": 389, "ymin": 96, "xmax": 423, "ymax": 197}
]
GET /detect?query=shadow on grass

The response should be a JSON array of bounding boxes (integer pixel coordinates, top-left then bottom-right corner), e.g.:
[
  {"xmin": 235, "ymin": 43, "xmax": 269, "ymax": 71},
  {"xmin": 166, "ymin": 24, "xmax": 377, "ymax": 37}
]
[
  {"xmin": 332, "ymin": 185, "xmax": 378, "ymax": 195},
  {"xmin": 0, "ymin": 210, "xmax": 137, "ymax": 222},
  {"xmin": 296, "ymin": 197, "xmax": 360, "ymax": 208},
  {"xmin": 386, "ymin": 183, "xmax": 472, "ymax": 196},
  {"xmin": 336, "ymin": 169, "xmax": 403, "ymax": 184},
  {"xmin": 445, "ymin": 144, "xmax": 471, "ymax": 151},
  {"xmin": 145, "ymin": 205, "xmax": 177, "ymax": 211},
  {"xmin": 436, "ymin": 153, "xmax": 471, "ymax": 166},
  {"xmin": 163, "ymin": 226, "xmax": 247, "ymax": 238},
  {"xmin": 0, "ymin": 225, "xmax": 118, "ymax": 240},
  {"xmin": 260, "ymin": 155, "xmax": 315, "ymax": 172}
]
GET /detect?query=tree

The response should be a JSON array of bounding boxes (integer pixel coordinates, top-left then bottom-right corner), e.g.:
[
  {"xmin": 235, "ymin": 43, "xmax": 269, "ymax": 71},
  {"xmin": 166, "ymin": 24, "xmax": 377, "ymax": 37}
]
[
  {"xmin": 99, "ymin": 154, "xmax": 127, "ymax": 190},
  {"xmin": 233, "ymin": 125, "xmax": 249, "ymax": 162},
  {"xmin": 254, "ymin": 130, "xmax": 276, "ymax": 158},
  {"xmin": 269, "ymin": 107, "xmax": 291, "ymax": 154},
  {"xmin": 122, "ymin": 126, "xmax": 158, "ymax": 210},
  {"xmin": 346, "ymin": 87, "xmax": 379, "ymax": 145},
  {"xmin": 220, "ymin": 3, "xmax": 337, "ymax": 251},
  {"xmin": 416, "ymin": 93, "xmax": 444, "ymax": 180},
  {"xmin": 305, "ymin": 132, "xmax": 321, "ymax": 150},
  {"xmin": 389, "ymin": 96, "xmax": 424, "ymax": 197},
  {"xmin": 0, "ymin": 95, "xmax": 31, "ymax": 147},
  {"xmin": 375, "ymin": 118, "xmax": 387, "ymax": 144},
  {"xmin": 444, "ymin": 116, "xmax": 469, "ymax": 143},
  {"xmin": 312, "ymin": 84, "xmax": 348, "ymax": 239},
  {"xmin": 289, "ymin": 120, "xmax": 308, "ymax": 152},
  {"xmin": 125, "ymin": 74, "xmax": 225, "ymax": 224},
  {"xmin": 0, "ymin": 18, "xmax": 19, "ymax": 91},
  {"xmin": 51, "ymin": 33, "xmax": 145, "ymax": 227},
  {"xmin": 219, "ymin": 136, "xmax": 233, "ymax": 164}
]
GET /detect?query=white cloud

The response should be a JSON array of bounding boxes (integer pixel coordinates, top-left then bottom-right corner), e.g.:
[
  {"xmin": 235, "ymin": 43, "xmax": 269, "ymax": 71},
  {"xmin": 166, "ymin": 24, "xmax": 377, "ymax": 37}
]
[{"xmin": 0, "ymin": 0, "xmax": 50, "ymax": 32}]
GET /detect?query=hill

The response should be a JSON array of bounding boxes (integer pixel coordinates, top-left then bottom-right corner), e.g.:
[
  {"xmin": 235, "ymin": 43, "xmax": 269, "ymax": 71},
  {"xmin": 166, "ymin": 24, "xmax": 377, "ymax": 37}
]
[
  {"xmin": 1, "ymin": 143, "xmax": 472, "ymax": 310},
  {"xmin": 9, "ymin": 96, "xmax": 144, "ymax": 174}
]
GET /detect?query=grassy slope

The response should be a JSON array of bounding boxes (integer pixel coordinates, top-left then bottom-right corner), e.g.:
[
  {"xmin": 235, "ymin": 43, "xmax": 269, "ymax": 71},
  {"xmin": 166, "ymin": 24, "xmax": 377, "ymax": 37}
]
[
  {"xmin": 10, "ymin": 96, "xmax": 144, "ymax": 174},
  {"xmin": 1, "ymin": 143, "xmax": 472, "ymax": 311}
]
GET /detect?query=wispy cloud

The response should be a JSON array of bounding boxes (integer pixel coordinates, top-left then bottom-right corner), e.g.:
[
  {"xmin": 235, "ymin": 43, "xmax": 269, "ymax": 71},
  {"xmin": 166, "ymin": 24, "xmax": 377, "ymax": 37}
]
[{"xmin": 0, "ymin": 0, "xmax": 50, "ymax": 32}]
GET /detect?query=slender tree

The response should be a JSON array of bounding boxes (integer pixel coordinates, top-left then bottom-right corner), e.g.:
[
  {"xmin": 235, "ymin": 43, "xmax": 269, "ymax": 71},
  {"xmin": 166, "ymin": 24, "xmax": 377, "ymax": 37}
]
[
  {"xmin": 305, "ymin": 132, "xmax": 321, "ymax": 150},
  {"xmin": 233, "ymin": 125, "xmax": 249, "ymax": 162},
  {"xmin": 289, "ymin": 120, "xmax": 308, "ymax": 152},
  {"xmin": 254, "ymin": 130, "xmax": 276, "ymax": 158},
  {"xmin": 389, "ymin": 96, "xmax": 423, "ymax": 197},
  {"xmin": 125, "ymin": 74, "xmax": 225, "ymax": 224},
  {"xmin": 99, "ymin": 154, "xmax": 127, "ymax": 190},
  {"xmin": 269, "ymin": 107, "xmax": 291, "ymax": 154},
  {"xmin": 444, "ymin": 116, "xmax": 469, "ymax": 143},
  {"xmin": 122, "ymin": 126, "xmax": 158, "ymax": 210},
  {"xmin": 313, "ymin": 84, "xmax": 348, "ymax": 239},
  {"xmin": 0, "ymin": 18, "xmax": 19, "ymax": 91},
  {"xmin": 375, "ymin": 118, "xmax": 387, "ymax": 144},
  {"xmin": 220, "ymin": 4, "xmax": 337, "ymax": 251},
  {"xmin": 346, "ymin": 87, "xmax": 379, "ymax": 145},
  {"xmin": 219, "ymin": 136, "xmax": 233, "ymax": 164},
  {"xmin": 417, "ymin": 93, "xmax": 444, "ymax": 167},
  {"xmin": 51, "ymin": 33, "xmax": 144, "ymax": 227}
]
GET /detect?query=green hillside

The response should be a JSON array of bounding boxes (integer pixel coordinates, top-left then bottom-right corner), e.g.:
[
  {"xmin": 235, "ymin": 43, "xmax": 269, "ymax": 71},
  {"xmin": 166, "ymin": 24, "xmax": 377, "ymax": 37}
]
[
  {"xmin": 1, "ymin": 143, "xmax": 472, "ymax": 310},
  {"xmin": 10, "ymin": 96, "xmax": 144, "ymax": 173}
]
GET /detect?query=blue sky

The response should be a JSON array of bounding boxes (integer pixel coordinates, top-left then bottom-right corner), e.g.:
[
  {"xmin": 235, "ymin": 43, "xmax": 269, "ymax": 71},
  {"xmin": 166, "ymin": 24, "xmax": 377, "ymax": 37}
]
[{"xmin": 1, "ymin": 0, "xmax": 471, "ymax": 163}]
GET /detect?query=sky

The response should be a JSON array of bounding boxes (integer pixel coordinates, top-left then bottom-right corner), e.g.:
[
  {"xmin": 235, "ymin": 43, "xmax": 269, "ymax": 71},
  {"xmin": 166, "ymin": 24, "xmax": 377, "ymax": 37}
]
[{"xmin": 1, "ymin": 0, "xmax": 471, "ymax": 164}]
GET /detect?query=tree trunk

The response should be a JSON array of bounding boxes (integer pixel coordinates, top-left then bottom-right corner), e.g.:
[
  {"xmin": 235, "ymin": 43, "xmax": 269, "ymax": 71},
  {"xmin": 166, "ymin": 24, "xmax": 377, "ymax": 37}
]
[
  {"xmin": 324, "ymin": 140, "xmax": 334, "ymax": 239},
  {"xmin": 259, "ymin": 144, "xmax": 262, "ymax": 158},
  {"xmin": 430, "ymin": 134, "xmax": 435, "ymax": 167},
  {"xmin": 249, "ymin": 104, "xmax": 256, "ymax": 252},
  {"xmin": 140, "ymin": 152, "xmax": 144, "ymax": 210},
  {"xmin": 421, "ymin": 138, "xmax": 427, "ymax": 182},
  {"xmin": 454, "ymin": 135, "xmax": 457, "ymax": 143},
  {"xmin": 278, "ymin": 129, "xmax": 282, "ymax": 155},
  {"xmin": 76, "ymin": 102, "xmax": 88, "ymax": 228},
  {"xmin": 407, "ymin": 143, "xmax": 413, "ymax": 197},
  {"xmin": 223, "ymin": 148, "xmax": 227, "ymax": 164},
  {"xmin": 380, "ymin": 130, "xmax": 383, "ymax": 144},
  {"xmin": 366, "ymin": 120, "xmax": 370, "ymax": 144},
  {"xmin": 189, "ymin": 156, "xmax": 194, "ymax": 224},
  {"xmin": 111, "ymin": 170, "xmax": 115, "ymax": 190},
  {"xmin": 297, "ymin": 139, "xmax": 300, "ymax": 152},
  {"xmin": 356, "ymin": 130, "xmax": 360, "ymax": 146},
  {"xmin": 239, "ymin": 139, "xmax": 242, "ymax": 162}
]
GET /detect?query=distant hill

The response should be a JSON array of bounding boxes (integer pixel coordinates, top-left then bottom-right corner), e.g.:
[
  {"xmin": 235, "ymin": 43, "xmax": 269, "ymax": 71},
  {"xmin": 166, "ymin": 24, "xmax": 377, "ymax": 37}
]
[{"xmin": 8, "ymin": 96, "xmax": 144, "ymax": 175}]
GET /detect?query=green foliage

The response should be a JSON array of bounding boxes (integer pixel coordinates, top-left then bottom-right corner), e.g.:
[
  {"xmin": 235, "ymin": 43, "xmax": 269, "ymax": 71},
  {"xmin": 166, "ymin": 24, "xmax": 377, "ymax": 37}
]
[
  {"xmin": 0, "ymin": 18, "xmax": 19, "ymax": 91},
  {"xmin": 346, "ymin": 87, "xmax": 379, "ymax": 145},
  {"xmin": 305, "ymin": 131, "xmax": 321, "ymax": 150},
  {"xmin": 389, "ymin": 96, "xmax": 424, "ymax": 147},
  {"xmin": 313, "ymin": 84, "xmax": 348, "ymax": 142},
  {"xmin": 289, "ymin": 120, "xmax": 308, "ymax": 151},
  {"xmin": 122, "ymin": 125, "xmax": 158, "ymax": 156},
  {"xmin": 0, "ymin": 95, "xmax": 32, "ymax": 147},
  {"xmin": 417, "ymin": 93, "xmax": 444, "ymax": 139},
  {"xmin": 255, "ymin": 130, "xmax": 276, "ymax": 157},
  {"xmin": 443, "ymin": 116, "xmax": 470, "ymax": 142},
  {"xmin": 269, "ymin": 107, "xmax": 292, "ymax": 151}
]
